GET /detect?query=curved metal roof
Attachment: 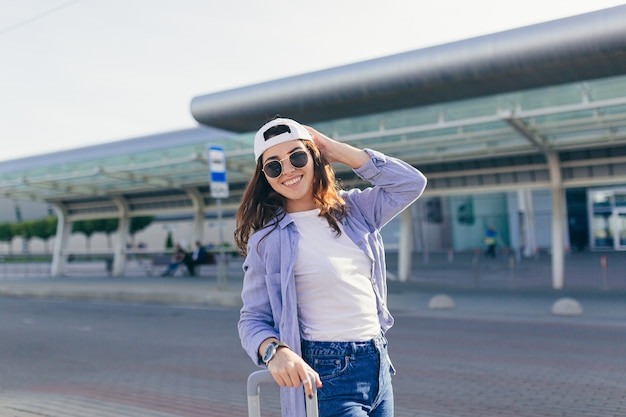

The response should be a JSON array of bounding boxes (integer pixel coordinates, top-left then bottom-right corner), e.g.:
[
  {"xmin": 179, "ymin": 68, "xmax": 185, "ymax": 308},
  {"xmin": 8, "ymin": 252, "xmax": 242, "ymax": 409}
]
[
  {"xmin": 190, "ymin": 5, "xmax": 626, "ymax": 132},
  {"xmin": 0, "ymin": 126, "xmax": 234, "ymax": 174},
  {"xmin": 3, "ymin": 74, "xmax": 626, "ymax": 220}
]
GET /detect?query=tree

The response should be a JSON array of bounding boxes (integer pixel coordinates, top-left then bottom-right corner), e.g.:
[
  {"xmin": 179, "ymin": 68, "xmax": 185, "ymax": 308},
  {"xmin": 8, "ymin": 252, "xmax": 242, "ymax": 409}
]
[
  {"xmin": 165, "ymin": 231, "xmax": 174, "ymax": 250},
  {"xmin": 43, "ymin": 216, "xmax": 58, "ymax": 246},
  {"xmin": 71, "ymin": 216, "xmax": 153, "ymax": 251},
  {"xmin": 14, "ymin": 220, "xmax": 38, "ymax": 254},
  {"xmin": 72, "ymin": 220, "xmax": 97, "ymax": 251},
  {"xmin": 95, "ymin": 219, "xmax": 118, "ymax": 249},
  {"xmin": 129, "ymin": 216, "xmax": 153, "ymax": 243},
  {"xmin": 30, "ymin": 216, "xmax": 57, "ymax": 253},
  {"xmin": 0, "ymin": 223, "xmax": 15, "ymax": 254}
]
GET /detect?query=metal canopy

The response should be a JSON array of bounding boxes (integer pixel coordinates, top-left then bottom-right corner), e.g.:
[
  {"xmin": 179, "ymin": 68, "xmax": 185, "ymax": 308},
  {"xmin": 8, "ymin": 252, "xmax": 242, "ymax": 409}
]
[
  {"xmin": 0, "ymin": 126, "xmax": 243, "ymax": 219},
  {"xmin": 316, "ymin": 75, "xmax": 626, "ymax": 195},
  {"xmin": 2, "ymin": 75, "xmax": 626, "ymax": 220},
  {"xmin": 191, "ymin": 5, "xmax": 626, "ymax": 132}
]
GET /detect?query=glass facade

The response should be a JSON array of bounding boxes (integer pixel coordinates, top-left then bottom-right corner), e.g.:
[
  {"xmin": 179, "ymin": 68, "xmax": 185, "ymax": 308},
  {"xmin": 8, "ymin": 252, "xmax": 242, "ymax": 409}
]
[
  {"xmin": 588, "ymin": 188, "xmax": 626, "ymax": 250},
  {"xmin": 1, "ymin": 75, "xmax": 626, "ymax": 256}
]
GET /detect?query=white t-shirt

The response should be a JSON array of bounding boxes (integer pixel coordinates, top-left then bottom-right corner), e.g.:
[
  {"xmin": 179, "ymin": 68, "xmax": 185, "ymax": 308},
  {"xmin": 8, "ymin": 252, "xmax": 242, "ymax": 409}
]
[{"xmin": 290, "ymin": 209, "xmax": 380, "ymax": 342}]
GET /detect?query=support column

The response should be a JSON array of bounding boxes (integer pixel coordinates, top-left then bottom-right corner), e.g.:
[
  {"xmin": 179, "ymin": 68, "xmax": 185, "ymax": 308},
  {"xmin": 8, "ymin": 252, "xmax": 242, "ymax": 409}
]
[
  {"xmin": 186, "ymin": 188, "xmax": 205, "ymax": 245},
  {"xmin": 518, "ymin": 189, "xmax": 537, "ymax": 258},
  {"xmin": 547, "ymin": 152, "xmax": 565, "ymax": 290},
  {"xmin": 398, "ymin": 207, "xmax": 414, "ymax": 282},
  {"xmin": 113, "ymin": 197, "xmax": 129, "ymax": 277},
  {"xmin": 417, "ymin": 199, "xmax": 430, "ymax": 264},
  {"xmin": 51, "ymin": 203, "xmax": 70, "ymax": 277}
]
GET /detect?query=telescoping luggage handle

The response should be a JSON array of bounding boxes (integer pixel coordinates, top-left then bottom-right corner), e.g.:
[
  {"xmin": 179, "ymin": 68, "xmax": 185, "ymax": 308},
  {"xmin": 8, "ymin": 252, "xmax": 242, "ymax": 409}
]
[{"xmin": 247, "ymin": 369, "xmax": 318, "ymax": 417}]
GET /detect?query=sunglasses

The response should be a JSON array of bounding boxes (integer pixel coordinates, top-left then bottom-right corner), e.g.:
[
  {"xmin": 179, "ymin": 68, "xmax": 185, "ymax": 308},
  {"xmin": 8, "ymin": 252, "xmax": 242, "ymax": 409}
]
[{"xmin": 262, "ymin": 150, "xmax": 309, "ymax": 178}]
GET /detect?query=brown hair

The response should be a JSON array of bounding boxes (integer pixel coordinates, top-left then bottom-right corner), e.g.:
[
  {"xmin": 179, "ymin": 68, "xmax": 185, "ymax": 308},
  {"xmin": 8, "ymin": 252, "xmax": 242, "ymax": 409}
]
[{"xmin": 234, "ymin": 140, "xmax": 346, "ymax": 256}]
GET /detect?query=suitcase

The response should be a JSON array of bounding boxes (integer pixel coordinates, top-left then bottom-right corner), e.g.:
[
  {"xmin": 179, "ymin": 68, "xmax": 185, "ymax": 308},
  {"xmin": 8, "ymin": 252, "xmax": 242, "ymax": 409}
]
[{"xmin": 247, "ymin": 369, "xmax": 318, "ymax": 417}]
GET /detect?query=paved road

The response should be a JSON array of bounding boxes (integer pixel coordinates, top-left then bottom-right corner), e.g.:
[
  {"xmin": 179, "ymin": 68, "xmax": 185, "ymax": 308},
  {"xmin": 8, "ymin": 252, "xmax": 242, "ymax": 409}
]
[{"xmin": 1, "ymin": 298, "xmax": 624, "ymax": 417}]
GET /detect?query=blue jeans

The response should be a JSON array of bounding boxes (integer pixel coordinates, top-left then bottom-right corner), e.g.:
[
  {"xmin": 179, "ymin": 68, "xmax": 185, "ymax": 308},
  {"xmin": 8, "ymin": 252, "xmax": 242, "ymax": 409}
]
[{"xmin": 301, "ymin": 334, "xmax": 395, "ymax": 417}]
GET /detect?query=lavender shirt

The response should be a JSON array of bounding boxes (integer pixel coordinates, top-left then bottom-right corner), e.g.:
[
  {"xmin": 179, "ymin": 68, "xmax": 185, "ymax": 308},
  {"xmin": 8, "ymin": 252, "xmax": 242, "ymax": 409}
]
[{"xmin": 238, "ymin": 149, "xmax": 427, "ymax": 416}]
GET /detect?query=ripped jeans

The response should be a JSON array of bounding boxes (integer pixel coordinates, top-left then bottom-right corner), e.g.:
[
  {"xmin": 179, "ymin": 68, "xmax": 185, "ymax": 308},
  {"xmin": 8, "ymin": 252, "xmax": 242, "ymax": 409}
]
[{"xmin": 301, "ymin": 333, "xmax": 395, "ymax": 417}]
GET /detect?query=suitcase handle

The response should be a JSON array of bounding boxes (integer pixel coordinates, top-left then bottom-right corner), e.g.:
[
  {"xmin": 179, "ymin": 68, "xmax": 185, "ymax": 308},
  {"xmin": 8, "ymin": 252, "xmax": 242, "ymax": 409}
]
[{"xmin": 247, "ymin": 369, "xmax": 318, "ymax": 417}]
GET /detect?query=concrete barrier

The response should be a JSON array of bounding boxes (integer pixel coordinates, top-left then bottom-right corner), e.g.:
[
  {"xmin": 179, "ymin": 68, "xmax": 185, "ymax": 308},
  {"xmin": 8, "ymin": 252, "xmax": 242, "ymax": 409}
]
[
  {"xmin": 551, "ymin": 297, "xmax": 584, "ymax": 316},
  {"xmin": 428, "ymin": 294, "xmax": 455, "ymax": 310}
]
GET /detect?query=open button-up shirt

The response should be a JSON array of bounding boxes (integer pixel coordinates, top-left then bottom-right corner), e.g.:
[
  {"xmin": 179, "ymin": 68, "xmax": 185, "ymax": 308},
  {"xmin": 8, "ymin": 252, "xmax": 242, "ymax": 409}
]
[{"xmin": 238, "ymin": 149, "xmax": 427, "ymax": 416}]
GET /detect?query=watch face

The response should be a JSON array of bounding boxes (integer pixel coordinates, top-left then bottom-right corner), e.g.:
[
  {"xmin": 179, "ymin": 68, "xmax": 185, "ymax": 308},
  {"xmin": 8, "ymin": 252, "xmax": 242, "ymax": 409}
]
[{"xmin": 263, "ymin": 342, "xmax": 277, "ymax": 363}]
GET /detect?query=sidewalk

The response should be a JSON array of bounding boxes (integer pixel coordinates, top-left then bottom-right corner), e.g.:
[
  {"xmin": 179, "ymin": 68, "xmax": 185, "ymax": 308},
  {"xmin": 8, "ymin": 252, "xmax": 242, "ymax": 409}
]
[
  {"xmin": 0, "ymin": 264, "xmax": 244, "ymax": 308},
  {"xmin": 0, "ymin": 258, "xmax": 624, "ymax": 328}
]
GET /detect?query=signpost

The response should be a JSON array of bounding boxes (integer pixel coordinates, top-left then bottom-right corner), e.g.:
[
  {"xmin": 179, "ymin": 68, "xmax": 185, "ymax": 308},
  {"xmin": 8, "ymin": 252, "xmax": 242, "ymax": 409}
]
[{"xmin": 208, "ymin": 146, "xmax": 229, "ymax": 288}]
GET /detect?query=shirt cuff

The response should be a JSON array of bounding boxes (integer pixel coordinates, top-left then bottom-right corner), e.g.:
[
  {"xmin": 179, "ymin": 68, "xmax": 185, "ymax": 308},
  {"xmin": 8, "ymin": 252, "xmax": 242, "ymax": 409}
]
[{"xmin": 353, "ymin": 148, "xmax": 387, "ymax": 180}]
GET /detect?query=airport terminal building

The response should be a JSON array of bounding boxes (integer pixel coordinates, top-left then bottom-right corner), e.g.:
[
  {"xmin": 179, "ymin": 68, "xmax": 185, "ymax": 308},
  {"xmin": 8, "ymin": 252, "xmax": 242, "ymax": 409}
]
[{"xmin": 1, "ymin": 6, "xmax": 626, "ymax": 289}]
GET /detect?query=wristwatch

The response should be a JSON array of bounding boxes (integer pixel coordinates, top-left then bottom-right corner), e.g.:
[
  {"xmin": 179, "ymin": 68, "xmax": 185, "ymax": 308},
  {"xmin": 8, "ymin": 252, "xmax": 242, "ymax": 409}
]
[{"xmin": 262, "ymin": 341, "xmax": 290, "ymax": 365}]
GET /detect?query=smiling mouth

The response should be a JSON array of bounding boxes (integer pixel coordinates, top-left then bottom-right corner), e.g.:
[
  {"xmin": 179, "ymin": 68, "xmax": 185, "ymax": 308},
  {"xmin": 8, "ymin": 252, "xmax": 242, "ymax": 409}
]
[{"xmin": 282, "ymin": 176, "xmax": 302, "ymax": 186}]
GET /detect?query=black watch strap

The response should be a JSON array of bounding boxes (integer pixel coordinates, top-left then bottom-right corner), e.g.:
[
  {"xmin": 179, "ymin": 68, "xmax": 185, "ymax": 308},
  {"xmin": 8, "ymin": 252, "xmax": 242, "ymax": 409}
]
[{"xmin": 262, "ymin": 341, "xmax": 290, "ymax": 365}]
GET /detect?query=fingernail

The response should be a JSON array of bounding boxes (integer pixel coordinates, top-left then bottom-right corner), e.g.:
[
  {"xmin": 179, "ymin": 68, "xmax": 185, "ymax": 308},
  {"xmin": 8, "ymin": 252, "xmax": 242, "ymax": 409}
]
[{"xmin": 308, "ymin": 394, "xmax": 313, "ymax": 399}]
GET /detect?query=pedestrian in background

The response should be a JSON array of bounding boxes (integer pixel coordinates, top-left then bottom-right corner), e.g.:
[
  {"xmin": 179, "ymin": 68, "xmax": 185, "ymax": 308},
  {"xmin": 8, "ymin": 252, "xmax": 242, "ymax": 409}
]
[
  {"xmin": 188, "ymin": 241, "xmax": 209, "ymax": 276},
  {"xmin": 160, "ymin": 243, "xmax": 189, "ymax": 276},
  {"xmin": 484, "ymin": 226, "xmax": 497, "ymax": 258},
  {"xmin": 235, "ymin": 118, "xmax": 427, "ymax": 417}
]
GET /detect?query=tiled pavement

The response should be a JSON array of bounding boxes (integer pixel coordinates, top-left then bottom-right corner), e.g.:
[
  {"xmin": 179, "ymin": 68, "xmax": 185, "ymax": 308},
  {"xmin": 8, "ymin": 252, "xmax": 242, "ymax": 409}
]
[
  {"xmin": 1, "ymin": 299, "xmax": 623, "ymax": 417},
  {"xmin": 0, "ymin": 253, "xmax": 624, "ymax": 417}
]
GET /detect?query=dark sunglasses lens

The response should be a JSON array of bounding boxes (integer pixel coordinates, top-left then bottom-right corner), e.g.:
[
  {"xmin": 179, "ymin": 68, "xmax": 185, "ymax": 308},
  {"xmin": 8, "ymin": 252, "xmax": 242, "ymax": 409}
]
[
  {"xmin": 264, "ymin": 161, "xmax": 282, "ymax": 178},
  {"xmin": 290, "ymin": 151, "xmax": 308, "ymax": 168}
]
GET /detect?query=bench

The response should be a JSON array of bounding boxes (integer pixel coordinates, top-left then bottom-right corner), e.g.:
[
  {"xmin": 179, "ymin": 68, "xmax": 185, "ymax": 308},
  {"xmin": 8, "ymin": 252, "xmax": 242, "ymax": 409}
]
[
  {"xmin": 145, "ymin": 254, "xmax": 172, "ymax": 276},
  {"xmin": 184, "ymin": 253, "xmax": 217, "ymax": 276},
  {"xmin": 67, "ymin": 253, "xmax": 115, "ymax": 275},
  {"xmin": 145, "ymin": 253, "xmax": 217, "ymax": 276}
]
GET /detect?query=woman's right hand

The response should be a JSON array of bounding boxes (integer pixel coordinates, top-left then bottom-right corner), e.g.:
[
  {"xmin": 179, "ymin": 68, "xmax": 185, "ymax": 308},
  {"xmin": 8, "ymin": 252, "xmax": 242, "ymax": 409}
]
[
  {"xmin": 268, "ymin": 348, "xmax": 322, "ymax": 398},
  {"xmin": 304, "ymin": 125, "xmax": 369, "ymax": 169}
]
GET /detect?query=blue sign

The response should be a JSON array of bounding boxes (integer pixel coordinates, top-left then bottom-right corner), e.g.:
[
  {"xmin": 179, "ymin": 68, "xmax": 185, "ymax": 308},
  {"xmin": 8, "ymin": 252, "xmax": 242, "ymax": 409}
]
[{"xmin": 208, "ymin": 146, "xmax": 229, "ymax": 198}]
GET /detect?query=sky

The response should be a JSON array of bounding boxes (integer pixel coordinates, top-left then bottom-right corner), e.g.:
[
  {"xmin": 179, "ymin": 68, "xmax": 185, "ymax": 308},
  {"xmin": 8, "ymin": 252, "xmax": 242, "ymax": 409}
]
[{"xmin": 1, "ymin": 0, "xmax": 625, "ymax": 163}]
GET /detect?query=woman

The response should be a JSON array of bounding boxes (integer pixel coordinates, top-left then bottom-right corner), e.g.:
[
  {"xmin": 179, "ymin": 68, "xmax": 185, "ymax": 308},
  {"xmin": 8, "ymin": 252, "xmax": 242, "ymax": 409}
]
[
  {"xmin": 160, "ymin": 243, "xmax": 189, "ymax": 276},
  {"xmin": 236, "ymin": 118, "xmax": 427, "ymax": 417}
]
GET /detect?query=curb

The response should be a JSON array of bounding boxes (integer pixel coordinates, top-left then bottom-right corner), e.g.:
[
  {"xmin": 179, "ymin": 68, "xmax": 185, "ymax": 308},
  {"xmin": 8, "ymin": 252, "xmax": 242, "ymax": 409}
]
[
  {"xmin": 0, "ymin": 407, "xmax": 42, "ymax": 417},
  {"xmin": 0, "ymin": 284, "xmax": 243, "ymax": 308}
]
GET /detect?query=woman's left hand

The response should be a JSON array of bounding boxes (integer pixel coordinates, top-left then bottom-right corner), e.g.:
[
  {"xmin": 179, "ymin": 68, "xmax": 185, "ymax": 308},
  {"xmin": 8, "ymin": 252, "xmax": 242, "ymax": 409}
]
[{"xmin": 267, "ymin": 347, "xmax": 322, "ymax": 398}]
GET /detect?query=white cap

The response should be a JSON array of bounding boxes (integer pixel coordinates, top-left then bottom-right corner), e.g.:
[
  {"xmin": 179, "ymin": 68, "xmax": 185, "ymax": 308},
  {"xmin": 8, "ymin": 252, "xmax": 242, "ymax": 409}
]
[{"xmin": 254, "ymin": 118, "xmax": 312, "ymax": 162}]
